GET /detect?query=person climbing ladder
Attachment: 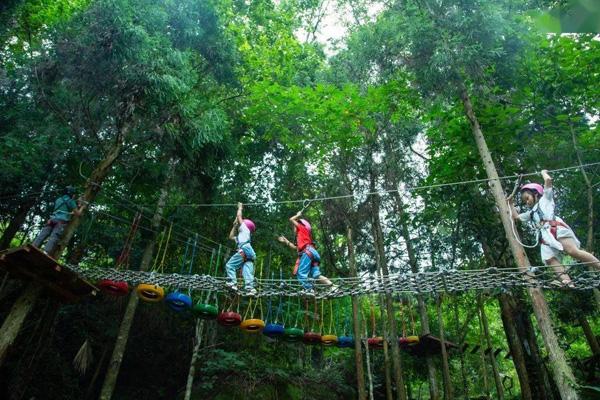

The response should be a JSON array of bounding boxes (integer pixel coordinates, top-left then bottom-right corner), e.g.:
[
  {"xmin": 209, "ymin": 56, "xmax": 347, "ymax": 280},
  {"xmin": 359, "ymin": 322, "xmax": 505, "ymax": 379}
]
[
  {"xmin": 225, "ymin": 202, "xmax": 257, "ymax": 296},
  {"xmin": 508, "ymin": 170, "xmax": 600, "ymax": 286},
  {"xmin": 277, "ymin": 209, "xmax": 337, "ymax": 296},
  {"xmin": 32, "ymin": 186, "xmax": 83, "ymax": 255}
]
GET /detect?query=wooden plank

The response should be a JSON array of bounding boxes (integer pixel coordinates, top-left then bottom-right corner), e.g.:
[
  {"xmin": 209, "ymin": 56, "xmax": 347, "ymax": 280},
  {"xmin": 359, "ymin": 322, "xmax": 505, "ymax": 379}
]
[
  {"xmin": 403, "ymin": 334, "xmax": 457, "ymax": 357},
  {"xmin": 0, "ymin": 246, "xmax": 97, "ymax": 302},
  {"xmin": 11, "ymin": 248, "xmax": 64, "ymax": 283},
  {"xmin": 2, "ymin": 259, "xmax": 77, "ymax": 302}
]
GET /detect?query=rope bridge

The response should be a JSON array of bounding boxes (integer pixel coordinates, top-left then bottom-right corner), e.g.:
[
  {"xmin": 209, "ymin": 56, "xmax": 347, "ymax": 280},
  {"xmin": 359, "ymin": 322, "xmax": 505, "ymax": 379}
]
[{"xmin": 70, "ymin": 263, "xmax": 600, "ymax": 299}]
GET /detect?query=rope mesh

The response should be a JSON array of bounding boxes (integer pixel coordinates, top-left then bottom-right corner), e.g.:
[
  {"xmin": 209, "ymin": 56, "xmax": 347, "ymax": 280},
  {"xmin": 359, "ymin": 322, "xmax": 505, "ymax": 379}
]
[{"xmin": 71, "ymin": 264, "xmax": 600, "ymax": 299}]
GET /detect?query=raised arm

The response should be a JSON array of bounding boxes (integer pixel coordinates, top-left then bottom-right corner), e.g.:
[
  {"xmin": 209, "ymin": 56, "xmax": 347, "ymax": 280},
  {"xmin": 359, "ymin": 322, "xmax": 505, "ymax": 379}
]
[
  {"xmin": 236, "ymin": 202, "xmax": 244, "ymax": 225},
  {"xmin": 506, "ymin": 196, "xmax": 521, "ymax": 221},
  {"xmin": 289, "ymin": 210, "xmax": 302, "ymax": 228},
  {"xmin": 73, "ymin": 197, "xmax": 85, "ymax": 217},
  {"xmin": 277, "ymin": 235, "xmax": 297, "ymax": 251},
  {"xmin": 541, "ymin": 169, "xmax": 553, "ymax": 190},
  {"xmin": 228, "ymin": 219, "xmax": 238, "ymax": 241}
]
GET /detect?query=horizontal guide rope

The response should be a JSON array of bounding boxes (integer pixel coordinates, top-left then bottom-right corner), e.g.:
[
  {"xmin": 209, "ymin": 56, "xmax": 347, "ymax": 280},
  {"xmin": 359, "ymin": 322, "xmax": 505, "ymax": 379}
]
[
  {"xmin": 164, "ymin": 161, "xmax": 600, "ymax": 207},
  {"xmin": 71, "ymin": 262, "xmax": 600, "ymax": 299},
  {"xmin": 52, "ymin": 161, "xmax": 598, "ymax": 209}
]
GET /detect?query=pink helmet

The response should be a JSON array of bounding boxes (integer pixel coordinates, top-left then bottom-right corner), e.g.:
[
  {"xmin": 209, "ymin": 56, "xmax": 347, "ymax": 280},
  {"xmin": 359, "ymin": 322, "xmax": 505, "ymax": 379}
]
[
  {"xmin": 520, "ymin": 183, "xmax": 543, "ymax": 196},
  {"xmin": 299, "ymin": 219, "xmax": 312, "ymax": 232},
  {"xmin": 243, "ymin": 219, "xmax": 256, "ymax": 232}
]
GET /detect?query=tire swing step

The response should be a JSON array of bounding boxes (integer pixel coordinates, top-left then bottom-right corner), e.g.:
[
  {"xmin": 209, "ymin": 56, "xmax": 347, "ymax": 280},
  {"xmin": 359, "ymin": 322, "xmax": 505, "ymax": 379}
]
[
  {"xmin": 367, "ymin": 336, "xmax": 385, "ymax": 349},
  {"xmin": 399, "ymin": 335, "xmax": 420, "ymax": 347},
  {"xmin": 337, "ymin": 336, "xmax": 355, "ymax": 348},
  {"xmin": 263, "ymin": 323, "xmax": 285, "ymax": 338},
  {"xmin": 321, "ymin": 334, "xmax": 339, "ymax": 346},
  {"xmin": 192, "ymin": 303, "xmax": 219, "ymax": 320},
  {"xmin": 303, "ymin": 331, "xmax": 322, "ymax": 345},
  {"xmin": 217, "ymin": 311, "xmax": 242, "ymax": 327},
  {"xmin": 165, "ymin": 291, "xmax": 193, "ymax": 312},
  {"xmin": 98, "ymin": 279, "xmax": 129, "ymax": 296},
  {"xmin": 136, "ymin": 283, "xmax": 165, "ymax": 303},
  {"xmin": 240, "ymin": 318, "xmax": 266, "ymax": 333},
  {"xmin": 283, "ymin": 327, "xmax": 304, "ymax": 342}
]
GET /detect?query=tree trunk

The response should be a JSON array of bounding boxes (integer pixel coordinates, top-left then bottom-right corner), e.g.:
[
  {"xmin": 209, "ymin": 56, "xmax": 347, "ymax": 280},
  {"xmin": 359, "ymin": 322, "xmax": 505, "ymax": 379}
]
[
  {"xmin": 460, "ymin": 83, "xmax": 579, "ymax": 400},
  {"xmin": 0, "ymin": 284, "xmax": 43, "ymax": 365},
  {"xmin": 512, "ymin": 293, "xmax": 556, "ymax": 400},
  {"xmin": 515, "ymin": 299, "xmax": 560, "ymax": 400},
  {"xmin": 0, "ymin": 197, "xmax": 37, "ymax": 250},
  {"xmin": 184, "ymin": 319, "xmax": 205, "ymax": 400},
  {"xmin": 370, "ymin": 172, "xmax": 407, "ymax": 400},
  {"xmin": 579, "ymin": 316, "xmax": 600, "ymax": 356},
  {"xmin": 57, "ymin": 131, "xmax": 127, "ymax": 256},
  {"xmin": 347, "ymin": 226, "xmax": 368, "ymax": 400},
  {"xmin": 0, "ymin": 132, "xmax": 128, "ymax": 368},
  {"xmin": 569, "ymin": 122, "xmax": 600, "ymax": 308},
  {"xmin": 481, "ymin": 238, "xmax": 544, "ymax": 400},
  {"xmin": 569, "ymin": 122, "xmax": 594, "ymax": 251},
  {"xmin": 364, "ymin": 337, "xmax": 375, "ymax": 400},
  {"xmin": 392, "ymin": 191, "xmax": 439, "ymax": 400},
  {"xmin": 98, "ymin": 177, "xmax": 169, "ymax": 400},
  {"xmin": 453, "ymin": 300, "xmax": 469, "ymax": 399},
  {"xmin": 498, "ymin": 293, "xmax": 533, "ymax": 400},
  {"xmin": 380, "ymin": 295, "xmax": 394, "ymax": 400},
  {"xmin": 85, "ymin": 346, "xmax": 110, "ymax": 400},
  {"xmin": 478, "ymin": 296, "xmax": 504, "ymax": 400},
  {"xmin": 423, "ymin": 300, "xmax": 439, "ymax": 400},
  {"xmin": 436, "ymin": 295, "xmax": 453, "ymax": 400},
  {"xmin": 478, "ymin": 309, "xmax": 491, "ymax": 398},
  {"xmin": 10, "ymin": 299, "xmax": 59, "ymax": 400}
]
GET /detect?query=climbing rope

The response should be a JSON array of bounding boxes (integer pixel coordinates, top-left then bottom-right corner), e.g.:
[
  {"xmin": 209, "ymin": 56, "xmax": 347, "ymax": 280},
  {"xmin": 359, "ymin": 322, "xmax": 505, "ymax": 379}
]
[
  {"xmin": 115, "ymin": 212, "xmax": 142, "ymax": 269},
  {"xmin": 506, "ymin": 174, "xmax": 540, "ymax": 249},
  {"xmin": 157, "ymin": 162, "xmax": 600, "ymax": 207}
]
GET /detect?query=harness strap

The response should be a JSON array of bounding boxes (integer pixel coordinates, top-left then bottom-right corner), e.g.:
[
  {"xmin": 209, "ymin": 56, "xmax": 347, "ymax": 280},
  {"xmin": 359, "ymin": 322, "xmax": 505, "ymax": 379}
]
[
  {"xmin": 237, "ymin": 244, "xmax": 254, "ymax": 262},
  {"xmin": 53, "ymin": 196, "xmax": 72, "ymax": 217},
  {"xmin": 292, "ymin": 247, "xmax": 320, "ymax": 275},
  {"xmin": 47, "ymin": 219, "xmax": 67, "ymax": 226},
  {"xmin": 540, "ymin": 220, "xmax": 569, "ymax": 245},
  {"xmin": 238, "ymin": 249, "xmax": 247, "ymax": 263}
]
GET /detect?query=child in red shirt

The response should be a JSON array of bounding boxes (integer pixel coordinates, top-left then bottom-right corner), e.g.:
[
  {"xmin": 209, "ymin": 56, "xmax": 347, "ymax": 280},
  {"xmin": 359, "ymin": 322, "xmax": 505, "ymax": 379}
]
[{"xmin": 278, "ymin": 210, "xmax": 335, "ymax": 296}]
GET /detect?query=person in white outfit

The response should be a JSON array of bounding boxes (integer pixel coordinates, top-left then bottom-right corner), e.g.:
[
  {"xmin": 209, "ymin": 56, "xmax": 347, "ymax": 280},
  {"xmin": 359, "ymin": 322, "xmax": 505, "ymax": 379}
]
[{"xmin": 508, "ymin": 170, "xmax": 600, "ymax": 286}]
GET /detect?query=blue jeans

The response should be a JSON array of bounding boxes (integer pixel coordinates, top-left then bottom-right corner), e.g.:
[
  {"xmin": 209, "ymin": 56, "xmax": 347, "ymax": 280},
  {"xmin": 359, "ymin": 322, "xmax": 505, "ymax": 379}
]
[
  {"xmin": 32, "ymin": 219, "xmax": 66, "ymax": 254},
  {"xmin": 297, "ymin": 245, "xmax": 321, "ymax": 289},
  {"xmin": 225, "ymin": 244, "xmax": 255, "ymax": 289}
]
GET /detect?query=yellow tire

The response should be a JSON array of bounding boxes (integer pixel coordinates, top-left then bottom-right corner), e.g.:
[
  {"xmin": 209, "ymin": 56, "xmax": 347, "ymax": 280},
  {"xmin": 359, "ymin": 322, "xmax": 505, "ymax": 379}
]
[
  {"xmin": 321, "ymin": 334, "xmax": 339, "ymax": 346},
  {"xmin": 239, "ymin": 318, "xmax": 265, "ymax": 333},
  {"xmin": 406, "ymin": 335, "xmax": 419, "ymax": 344},
  {"xmin": 136, "ymin": 283, "xmax": 165, "ymax": 303}
]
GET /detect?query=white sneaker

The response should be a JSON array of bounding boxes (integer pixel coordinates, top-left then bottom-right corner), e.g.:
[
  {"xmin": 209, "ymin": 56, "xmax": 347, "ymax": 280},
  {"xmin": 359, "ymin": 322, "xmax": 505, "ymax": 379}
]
[
  {"xmin": 225, "ymin": 282, "xmax": 238, "ymax": 291},
  {"xmin": 327, "ymin": 284, "xmax": 341, "ymax": 295},
  {"xmin": 246, "ymin": 288, "xmax": 257, "ymax": 296},
  {"xmin": 300, "ymin": 288, "xmax": 315, "ymax": 297}
]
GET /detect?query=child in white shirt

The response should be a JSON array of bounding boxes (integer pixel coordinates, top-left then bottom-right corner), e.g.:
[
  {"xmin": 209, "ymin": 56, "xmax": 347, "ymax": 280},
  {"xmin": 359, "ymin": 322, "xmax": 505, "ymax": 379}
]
[
  {"xmin": 224, "ymin": 203, "xmax": 257, "ymax": 295},
  {"xmin": 509, "ymin": 170, "xmax": 600, "ymax": 285}
]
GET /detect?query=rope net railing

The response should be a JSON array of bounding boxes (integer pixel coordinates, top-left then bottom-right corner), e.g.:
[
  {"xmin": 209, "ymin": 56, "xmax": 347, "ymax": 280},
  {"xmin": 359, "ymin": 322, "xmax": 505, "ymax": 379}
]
[{"xmin": 70, "ymin": 262, "xmax": 600, "ymax": 299}]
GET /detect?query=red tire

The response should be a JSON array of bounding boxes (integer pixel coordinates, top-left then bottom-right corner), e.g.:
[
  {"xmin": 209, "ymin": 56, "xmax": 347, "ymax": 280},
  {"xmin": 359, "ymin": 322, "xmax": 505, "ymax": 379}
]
[
  {"xmin": 368, "ymin": 337, "xmax": 385, "ymax": 349},
  {"xmin": 217, "ymin": 311, "xmax": 242, "ymax": 327},
  {"xmin": 98, "ymin": 279, "xmax": 129, "ymax": 296}
]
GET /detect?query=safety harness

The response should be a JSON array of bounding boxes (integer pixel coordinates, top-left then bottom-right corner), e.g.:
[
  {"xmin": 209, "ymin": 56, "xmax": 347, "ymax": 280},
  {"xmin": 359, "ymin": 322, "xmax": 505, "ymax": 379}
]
[
  {"xmin": 48, "ymin": 196, "xmax": 73, "ymax": 224},
  {"xmin": 293, "ymin": 245, "xmax": 320, "ymax": 275},
  {"xmin": 540, "ymin": 220, "xmax": 570, "ymax": 245},
  {"xmin": 236, "ymin": 240, "xmax": 254, "ymax": 263},
  {"xmin": 530, "ymin": 204, "xmax": 571, "ymax": 245}
]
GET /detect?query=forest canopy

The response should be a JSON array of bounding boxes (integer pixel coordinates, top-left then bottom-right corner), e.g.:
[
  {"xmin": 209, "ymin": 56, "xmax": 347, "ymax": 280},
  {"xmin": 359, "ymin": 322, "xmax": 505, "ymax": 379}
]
[{"xmin": 0, "ymin": 1, "xmax": 599, "ymax": 399}]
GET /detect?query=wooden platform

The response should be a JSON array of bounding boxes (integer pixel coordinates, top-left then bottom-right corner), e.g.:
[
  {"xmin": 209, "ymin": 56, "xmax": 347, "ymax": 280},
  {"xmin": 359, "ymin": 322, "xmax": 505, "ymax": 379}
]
[
  {"xmin": 0, "ymin": 245, "xmax": 97, "ymax": 302},
  {"xmin": 404, "ymin": 334, "xmax": 458, "ymax": 357}
]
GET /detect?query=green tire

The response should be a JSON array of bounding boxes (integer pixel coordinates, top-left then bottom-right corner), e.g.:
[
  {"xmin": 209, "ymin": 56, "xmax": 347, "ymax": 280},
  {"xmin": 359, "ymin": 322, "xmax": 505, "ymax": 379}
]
[{"xmin": 192, "ymin": 303, "xmax": 218, "ymax": 319}]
